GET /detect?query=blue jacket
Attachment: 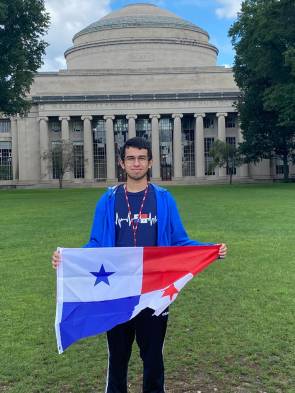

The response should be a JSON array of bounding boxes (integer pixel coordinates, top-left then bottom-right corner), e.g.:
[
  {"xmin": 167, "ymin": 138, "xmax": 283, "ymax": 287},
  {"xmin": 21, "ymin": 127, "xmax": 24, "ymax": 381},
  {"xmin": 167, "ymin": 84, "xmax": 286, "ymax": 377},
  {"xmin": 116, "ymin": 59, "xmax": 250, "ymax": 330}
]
[{"xmin": 84, "ymin": 183, "xmax": 211, "ymax": 248}]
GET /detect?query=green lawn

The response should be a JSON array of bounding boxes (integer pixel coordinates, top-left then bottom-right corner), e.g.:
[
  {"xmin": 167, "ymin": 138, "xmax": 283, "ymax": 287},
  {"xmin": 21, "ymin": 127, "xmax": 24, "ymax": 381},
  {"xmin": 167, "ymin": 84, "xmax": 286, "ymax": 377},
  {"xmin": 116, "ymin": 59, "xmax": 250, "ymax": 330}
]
[{"xmin": 1, "ymin": 184, "xmax": 294, "ymax": 393}]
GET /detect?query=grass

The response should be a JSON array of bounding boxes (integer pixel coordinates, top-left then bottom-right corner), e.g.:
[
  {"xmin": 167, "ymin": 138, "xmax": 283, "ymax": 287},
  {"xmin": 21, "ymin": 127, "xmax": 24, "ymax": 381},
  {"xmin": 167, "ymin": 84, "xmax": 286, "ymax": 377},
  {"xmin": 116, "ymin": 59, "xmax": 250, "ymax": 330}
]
[{"xmin": 0, "ymin": 184, "xmax": 294, "ymax": 393}]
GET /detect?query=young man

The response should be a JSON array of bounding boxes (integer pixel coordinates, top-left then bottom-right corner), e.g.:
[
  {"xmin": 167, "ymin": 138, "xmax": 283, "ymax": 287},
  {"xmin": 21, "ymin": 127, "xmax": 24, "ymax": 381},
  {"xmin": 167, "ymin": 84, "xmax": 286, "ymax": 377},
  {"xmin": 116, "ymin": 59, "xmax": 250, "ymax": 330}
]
[{"xmin": 52, "ymin": 137, "xmax": 227, "ymax": 393}]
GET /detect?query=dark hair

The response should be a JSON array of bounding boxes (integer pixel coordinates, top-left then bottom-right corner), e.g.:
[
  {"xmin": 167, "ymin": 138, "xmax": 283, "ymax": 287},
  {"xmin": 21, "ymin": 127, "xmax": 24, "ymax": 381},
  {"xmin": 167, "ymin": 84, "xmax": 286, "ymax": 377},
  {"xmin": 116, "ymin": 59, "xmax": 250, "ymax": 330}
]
[{"xmin": 120, "ymin": 137, "xmax": 152, "ymax": 161}]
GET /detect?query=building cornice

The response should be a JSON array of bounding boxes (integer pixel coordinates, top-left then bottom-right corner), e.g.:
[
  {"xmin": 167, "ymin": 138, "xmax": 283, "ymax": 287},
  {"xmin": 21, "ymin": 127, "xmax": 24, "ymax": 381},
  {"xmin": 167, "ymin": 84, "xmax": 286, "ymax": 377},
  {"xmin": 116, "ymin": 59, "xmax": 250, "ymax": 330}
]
[
  {"xmin": 35, "ymin": 66, "xmax": 234, "ymax": 78},
  {"xmin": 32, "ymin": 91, "xmax": 240, "ymax": 104},
  {"xmin": 65, "ymin": 38, "xmax": 218, "ymax": 57}
]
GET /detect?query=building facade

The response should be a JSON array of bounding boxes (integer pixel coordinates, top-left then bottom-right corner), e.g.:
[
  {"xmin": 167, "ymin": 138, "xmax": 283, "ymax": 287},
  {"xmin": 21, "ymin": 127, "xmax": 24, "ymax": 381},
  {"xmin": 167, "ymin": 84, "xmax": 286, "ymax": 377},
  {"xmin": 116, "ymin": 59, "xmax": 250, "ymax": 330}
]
[{"xmin": 1, "ymin": 3, "xmax": 293, "ymax": 187}]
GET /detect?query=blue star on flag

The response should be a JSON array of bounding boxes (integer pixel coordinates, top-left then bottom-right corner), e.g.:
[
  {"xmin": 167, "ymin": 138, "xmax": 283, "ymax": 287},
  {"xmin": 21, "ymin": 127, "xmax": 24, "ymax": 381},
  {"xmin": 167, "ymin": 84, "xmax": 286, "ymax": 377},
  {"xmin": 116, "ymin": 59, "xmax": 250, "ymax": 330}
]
[{"xmin": 90, "ymin": 264, "xmax": 115, "ymax": 286}]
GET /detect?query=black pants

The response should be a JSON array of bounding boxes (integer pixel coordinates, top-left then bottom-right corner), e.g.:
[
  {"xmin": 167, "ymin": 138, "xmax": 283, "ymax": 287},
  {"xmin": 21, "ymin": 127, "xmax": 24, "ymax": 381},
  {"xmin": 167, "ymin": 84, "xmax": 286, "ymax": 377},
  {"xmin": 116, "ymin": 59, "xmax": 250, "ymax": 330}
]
[{"xmin": 106, "ymin": 308, "xmax": 169, "ymax": 393}]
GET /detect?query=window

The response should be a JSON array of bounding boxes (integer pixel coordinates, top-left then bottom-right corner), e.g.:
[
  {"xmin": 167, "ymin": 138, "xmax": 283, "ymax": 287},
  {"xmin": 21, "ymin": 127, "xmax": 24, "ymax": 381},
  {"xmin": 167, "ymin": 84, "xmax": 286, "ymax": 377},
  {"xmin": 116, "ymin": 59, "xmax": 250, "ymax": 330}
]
[
  {"xmin": 275, "ymin": 158, "xmax": 284, "ymax": 175},
  {"xmin": 0, "ymin": 119, "xmax": 11, "ymax": 133},
  {"xmin": 114, "ymin": 118, "xmax": 128, "ymax": 147},
  {"xmin": 276, "ymin": 165, "xmax": 284, "ymax": 175},
  {"xmin": 204, "ymin": 137, "xmax": 215, "ymax": 175},
  {"xmin": 136, "ymin": 118, "xmax": 151, "ymax": 140},
  {"xmin": 49, "ymin": 120, "xmax": 61, "ymax": 133},
  {"xmin": 114, "ymin": 118, "xmax": 128, "ymax": 181},
  {"xmin": 159, "ymin": 117, "xmax": 173, "ymax": 180},
  {"xmin": 93, "ymin": 119, "xmax": 107, "ymax": 180},
  {"xmin": 204, "ymin": 116, "xmax": 214, "ymax": 129},
  {"xmin": 0, "ymin": 141, "xmax": 12, "ymax": 180},
  {"xmin": 226, "ymin": 137, "xmax": 236, "ymax": 146},
  {"xmin": 72, "ymin": 119, "xmax": 83, "ymax": 133},
  {"xmin": 71, "ymin": 119, "xmax": 83, "ymax": 144},
  {"xmin": 73, "ymin": 142, "xmax": 84, "ymax": 178},
  {"xmin": 225, "ymin": 114, "xmax": 236, "ymax": 128},
  {"xmin": 182, "ymin": 117, "xmax": 195, "ymax": 176}
]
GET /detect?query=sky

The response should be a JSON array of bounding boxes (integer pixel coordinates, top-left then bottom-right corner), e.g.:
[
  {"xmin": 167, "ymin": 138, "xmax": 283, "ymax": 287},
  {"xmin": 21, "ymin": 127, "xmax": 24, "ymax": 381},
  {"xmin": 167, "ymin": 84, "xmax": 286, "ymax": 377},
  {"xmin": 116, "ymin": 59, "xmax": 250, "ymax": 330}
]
[{"xmin": 41, "ymin": 0, "xmax": 242, "ymax": 72}]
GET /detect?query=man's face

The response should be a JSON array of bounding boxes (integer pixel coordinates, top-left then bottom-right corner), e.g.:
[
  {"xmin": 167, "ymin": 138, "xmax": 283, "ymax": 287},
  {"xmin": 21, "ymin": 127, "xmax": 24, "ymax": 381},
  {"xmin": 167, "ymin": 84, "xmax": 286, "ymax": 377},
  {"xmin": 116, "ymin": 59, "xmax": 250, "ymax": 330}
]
[{"xmin": 120, "ymin": 146, "xmax": 152, "ymax": 181}]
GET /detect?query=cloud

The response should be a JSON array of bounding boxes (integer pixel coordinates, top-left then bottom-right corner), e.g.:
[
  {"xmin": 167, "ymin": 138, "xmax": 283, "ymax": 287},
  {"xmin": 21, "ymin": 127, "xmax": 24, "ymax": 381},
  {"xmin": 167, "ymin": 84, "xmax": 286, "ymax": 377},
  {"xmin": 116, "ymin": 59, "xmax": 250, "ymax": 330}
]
[
  {"xmin": 40, "ymin": 0, "xmax": 111, "ymax": 71},
  {"xmin": 215, "ymin": 0, "xmax": 242, "ymax": 19}
]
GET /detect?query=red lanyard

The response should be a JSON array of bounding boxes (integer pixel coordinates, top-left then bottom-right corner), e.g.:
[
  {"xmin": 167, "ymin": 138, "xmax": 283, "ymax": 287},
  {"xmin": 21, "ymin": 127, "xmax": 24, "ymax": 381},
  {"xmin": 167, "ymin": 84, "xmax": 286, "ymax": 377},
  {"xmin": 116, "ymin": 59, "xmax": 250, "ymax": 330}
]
[{"xmin": 123, "ymin": 184, "xmax": 149, "ymax": 247}]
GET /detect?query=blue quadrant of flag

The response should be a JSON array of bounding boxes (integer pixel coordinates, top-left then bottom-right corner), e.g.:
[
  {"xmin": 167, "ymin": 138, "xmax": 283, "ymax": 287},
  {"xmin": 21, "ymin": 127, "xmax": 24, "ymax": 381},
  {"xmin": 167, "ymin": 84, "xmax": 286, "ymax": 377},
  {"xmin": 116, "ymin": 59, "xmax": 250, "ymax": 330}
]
[{"xmin": 59, "ymin": 296, "xmax": 140, "ymax": 352}]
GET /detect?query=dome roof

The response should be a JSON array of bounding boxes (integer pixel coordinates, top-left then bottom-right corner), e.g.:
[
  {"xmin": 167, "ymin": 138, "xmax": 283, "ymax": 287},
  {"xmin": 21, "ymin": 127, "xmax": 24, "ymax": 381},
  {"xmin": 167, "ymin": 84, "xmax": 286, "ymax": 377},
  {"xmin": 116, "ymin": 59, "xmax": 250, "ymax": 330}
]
[
  {"xmin": 65, "ymin": 3, "xmax": 218, "ymax": 71},
  {"xmin": 74, "ymin": 3, "xmax": 209, "ymax": 41}
]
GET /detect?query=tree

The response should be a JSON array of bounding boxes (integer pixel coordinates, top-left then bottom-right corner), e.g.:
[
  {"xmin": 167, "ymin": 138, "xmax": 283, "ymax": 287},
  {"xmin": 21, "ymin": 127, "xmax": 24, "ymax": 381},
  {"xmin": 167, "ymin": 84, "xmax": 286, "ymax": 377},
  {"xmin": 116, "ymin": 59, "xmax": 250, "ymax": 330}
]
[
  {"xmin": 229, "ymin": 0, "xmax": 295, "ymax": 181},
  {"xmin": 209, "ymin": 140, "xmax": 243, "ymax": 184},
  {"xmin": 0, "ymin": 0, "xmax": 49, "ymax": 115},
  {"xmin": 42, "ymin": 140, "xmax": 85, "ymax": 189}
]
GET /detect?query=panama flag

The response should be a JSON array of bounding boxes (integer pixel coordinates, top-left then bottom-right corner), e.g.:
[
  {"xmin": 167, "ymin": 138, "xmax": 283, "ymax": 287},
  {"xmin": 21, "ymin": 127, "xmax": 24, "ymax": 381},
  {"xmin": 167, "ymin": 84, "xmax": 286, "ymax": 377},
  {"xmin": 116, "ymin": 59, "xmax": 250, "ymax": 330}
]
[{"xmin": 55, "ymin": 245, "xmax": 220, "ymax": 353}]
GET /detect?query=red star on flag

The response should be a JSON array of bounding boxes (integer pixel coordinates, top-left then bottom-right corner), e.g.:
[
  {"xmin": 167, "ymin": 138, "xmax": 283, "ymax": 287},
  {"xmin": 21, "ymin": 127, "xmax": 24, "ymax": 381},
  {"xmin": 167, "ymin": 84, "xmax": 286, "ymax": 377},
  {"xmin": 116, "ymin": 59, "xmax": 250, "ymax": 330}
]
[{"xmin": 162, "ymin": 284, "xmax": 179, "ymax": 300}]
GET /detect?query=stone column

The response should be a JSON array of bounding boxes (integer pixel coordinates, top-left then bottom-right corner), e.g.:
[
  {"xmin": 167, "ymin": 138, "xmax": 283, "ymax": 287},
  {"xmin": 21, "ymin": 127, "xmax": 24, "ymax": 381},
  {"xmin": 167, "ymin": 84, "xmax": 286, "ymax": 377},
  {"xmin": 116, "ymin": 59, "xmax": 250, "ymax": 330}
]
[
  {"xmin": 59, "ymin": 116, "xmax": 71, "ymax": 180},
  {"xmin": 238, "ymin": 126, "xmax": 249, "ymax": 178},
  {"xmin": 39, "ymin": 116, "xmax": 49, "ymax": 180},
  {"xmin": 149, "ymin": 114, "xmax": 161, "ymax": 180},
  {"xmin": 217, "ymin": 112, "xmax": 227, "ymax": 177},
  {"xmin": 172, "ymin": 113, "xmax": 183, "ymax": 180},
  {"xmin": 59, "ymin": 116, "xmax": 70, "ymax": 141},
  {"xmin": 10, "ymin": 117, "xmax": 19, "ymax": 180},
  {"xmin": 104, "ymin": 115, "xmax": 116, "ymax": 182},
  {"xmin": 81, "ymin": 115, "xmax": 94, "ymax": 180},
  {"xmin": 126, "ymin": 114, "xmax": 137, "ymax": 139},
  {"xmin": 194, "ymin": 113, "xmax": 205, "ymax": 179}
]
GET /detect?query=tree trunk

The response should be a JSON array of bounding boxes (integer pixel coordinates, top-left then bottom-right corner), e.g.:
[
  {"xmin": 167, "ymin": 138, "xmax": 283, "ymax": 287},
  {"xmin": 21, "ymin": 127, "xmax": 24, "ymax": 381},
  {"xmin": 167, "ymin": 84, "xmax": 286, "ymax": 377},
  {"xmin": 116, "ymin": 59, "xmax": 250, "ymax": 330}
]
[
  {"xmin": 227, "ymin": 163, "xmax": 233, "ymax": 185},
  {"xmin": 229, "ymin": 167, "xmax": 233, "ymax": 185},
  {"xmin": 283, "ymin": 154, "xmax": 289, "ymax": 182},
  {"xmin": 59, "ymin": 176, "xmax": 63, "ymax": 189}
]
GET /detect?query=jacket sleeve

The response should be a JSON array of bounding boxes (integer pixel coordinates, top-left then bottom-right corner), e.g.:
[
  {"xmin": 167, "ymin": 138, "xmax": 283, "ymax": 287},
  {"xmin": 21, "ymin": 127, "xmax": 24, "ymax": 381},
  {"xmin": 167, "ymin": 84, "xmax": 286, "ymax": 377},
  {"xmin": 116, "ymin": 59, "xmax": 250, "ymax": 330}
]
[
  {"xmin": 167, "ymin": 193, "xmax": 213, "ymax": 246},
  {"xmin": 83, "ymin": 192, "xmax": 108, "ymax": 248}
]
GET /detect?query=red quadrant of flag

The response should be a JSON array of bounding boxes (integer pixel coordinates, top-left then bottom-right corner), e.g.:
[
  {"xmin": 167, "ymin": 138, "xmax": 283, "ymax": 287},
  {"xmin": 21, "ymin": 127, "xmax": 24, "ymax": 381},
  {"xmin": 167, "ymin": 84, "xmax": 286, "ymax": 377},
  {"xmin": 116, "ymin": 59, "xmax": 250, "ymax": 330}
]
[{"xmin": 141, "ymin": 245, "xmax": 220, "ymax": 293}]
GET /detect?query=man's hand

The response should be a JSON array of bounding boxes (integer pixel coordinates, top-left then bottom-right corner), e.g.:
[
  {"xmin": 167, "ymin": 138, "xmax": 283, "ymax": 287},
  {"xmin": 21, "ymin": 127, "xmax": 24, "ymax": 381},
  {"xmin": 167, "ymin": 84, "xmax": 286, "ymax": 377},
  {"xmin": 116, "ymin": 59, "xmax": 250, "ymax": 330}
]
[
  {"xmin": 52, "ymin": 250, "xmax": 61, "ymax": 269},
  {"xmin": 218, "ymin": 243, "xmax": 227, "ymax": 259}
]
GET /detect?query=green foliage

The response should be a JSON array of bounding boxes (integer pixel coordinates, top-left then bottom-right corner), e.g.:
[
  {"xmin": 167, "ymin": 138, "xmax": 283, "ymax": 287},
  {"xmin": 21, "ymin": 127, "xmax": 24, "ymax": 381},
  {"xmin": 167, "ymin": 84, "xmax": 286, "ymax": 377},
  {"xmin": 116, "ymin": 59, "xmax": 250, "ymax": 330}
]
[
  {"xmin": 0, "ymin": 0, "xmax": 50, "ymax": 115},
  {"xmin": 209, "ymin": 139, "xmax": 243, "ymax": 184},
  {"xmin": 229, "ymin": 0, "xmax": 295, "ymax": 180},
  {"xmin": 0, "ymin": 185, "xmax": 295, "ymax": 392}
]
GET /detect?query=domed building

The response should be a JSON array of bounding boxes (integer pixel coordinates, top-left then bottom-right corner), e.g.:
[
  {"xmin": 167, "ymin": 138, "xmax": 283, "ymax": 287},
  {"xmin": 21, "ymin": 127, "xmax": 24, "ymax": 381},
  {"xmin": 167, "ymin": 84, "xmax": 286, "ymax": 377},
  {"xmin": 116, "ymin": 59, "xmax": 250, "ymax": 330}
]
[{"xmin": 0, "ymin": 3, "xmax": 287, "ymax": 186}]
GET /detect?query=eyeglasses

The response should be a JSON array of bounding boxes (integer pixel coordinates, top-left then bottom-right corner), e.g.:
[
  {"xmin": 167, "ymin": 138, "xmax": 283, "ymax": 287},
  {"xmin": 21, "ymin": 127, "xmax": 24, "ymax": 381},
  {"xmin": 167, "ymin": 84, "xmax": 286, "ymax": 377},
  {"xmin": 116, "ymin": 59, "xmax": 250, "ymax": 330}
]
[{"xmin": 124, "ymin": 156, "xmax": 149, "ymax": 164}]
